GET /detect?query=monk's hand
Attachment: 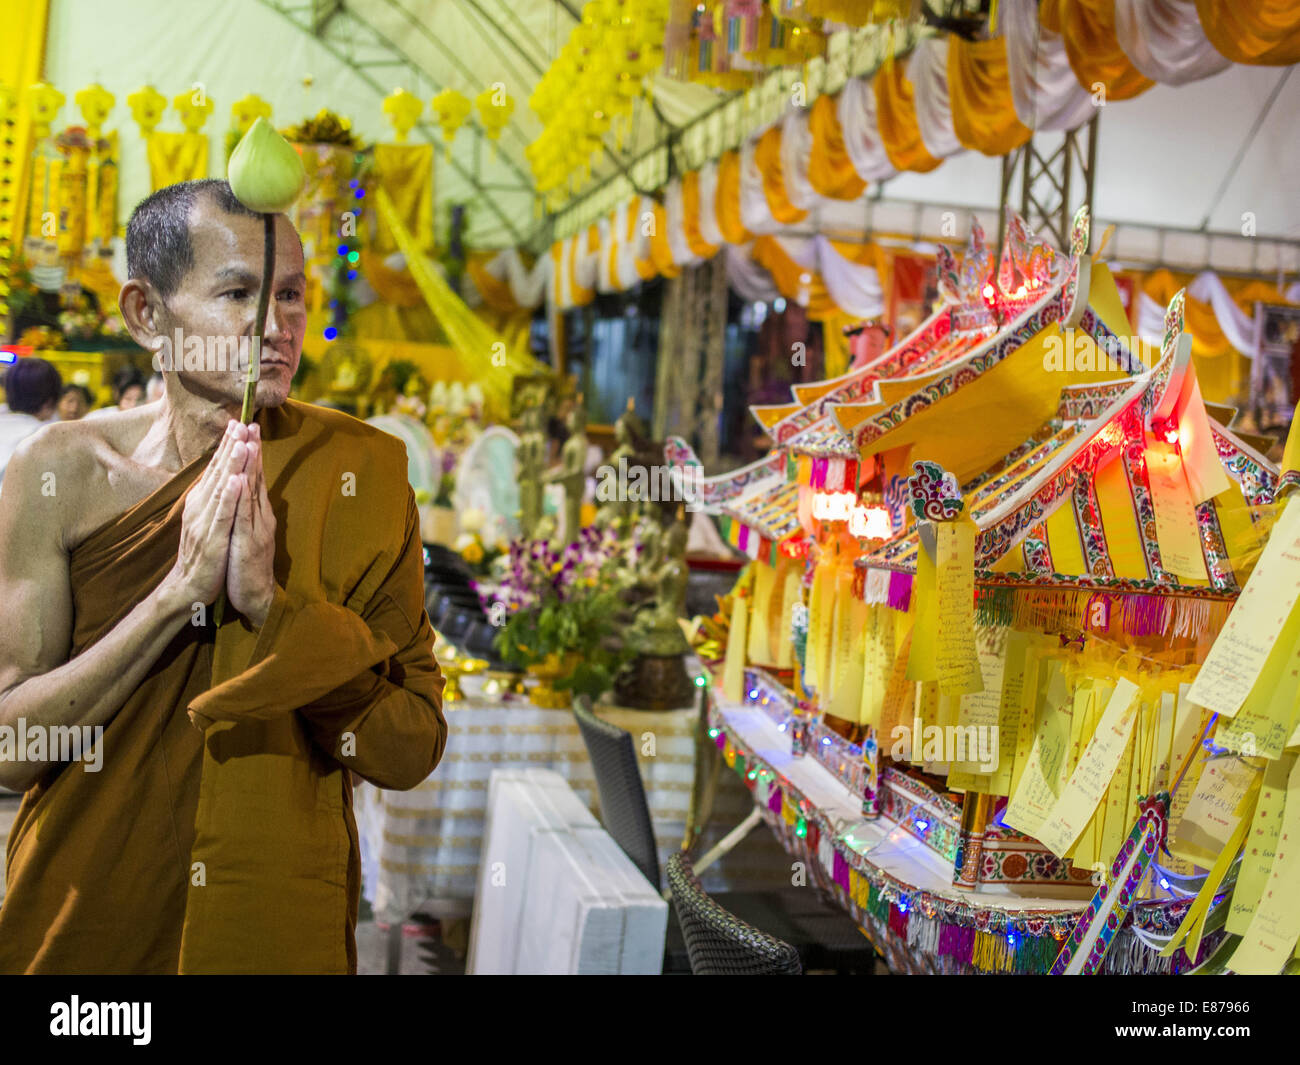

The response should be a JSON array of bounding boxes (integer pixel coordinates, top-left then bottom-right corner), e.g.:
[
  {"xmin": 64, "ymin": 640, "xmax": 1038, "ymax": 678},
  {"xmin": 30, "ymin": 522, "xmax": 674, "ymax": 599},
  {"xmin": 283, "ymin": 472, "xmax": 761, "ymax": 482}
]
[
  {"xmin": 226, "ymin": 422, "xmax": 277, "ymax": 628},
  {"xmin": 166, "ymin": 420, "xmax": 247, "ymax": 608}
]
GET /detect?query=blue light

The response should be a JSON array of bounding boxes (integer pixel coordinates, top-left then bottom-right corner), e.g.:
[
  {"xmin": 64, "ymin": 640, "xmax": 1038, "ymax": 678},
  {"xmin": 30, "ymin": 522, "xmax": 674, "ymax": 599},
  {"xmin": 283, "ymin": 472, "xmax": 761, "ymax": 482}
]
[
  {"xmin": 324, "ymin": 327, "xmax": 338, "ymax": 341},
  {"xmin": 747, "ymin": 689, "xmax": 758, "ymax": 700},
  {"xmin": 897, "ymin": 900, "xmax": 908, "ymax": 914},
  {"xmin": 354, "ymin": 189, "xmax": 365, "ymax": 199},
  {"xmin": 821, "ymin": 737, "xmax": 832, "ymax": 746},
  {"xmin": 338, "ymin": 244, "xmax": 349, "ymax": 256},
  {"xmin": 915, "ymin": 818, "xmax": 929, "ymax": 831},
  {"xmin": 0, "ymin": 349, "xmax": 16, "ymax": 363},
  {"xmin": 347, "ymin": 270, "xmax": 357, "ymax": 281},
  {"xmin": 349, "ymin": 180, "xmax": 359, "ymax": 189},
  {"xmin": 1159, "ymin": 877, "xmax": 1170, "ymax": 891}
]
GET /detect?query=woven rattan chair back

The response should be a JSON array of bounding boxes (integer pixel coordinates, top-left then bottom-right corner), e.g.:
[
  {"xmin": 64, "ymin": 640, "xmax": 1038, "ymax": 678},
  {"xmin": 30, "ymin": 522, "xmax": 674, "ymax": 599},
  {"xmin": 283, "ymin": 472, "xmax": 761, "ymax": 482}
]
[
  {"xmin": 572, "ymin": 696, "xmax": 661, "ymax": 889},
  {"xmin": 666, "ymin": 851, "xmax": 802, "ymax": 975}
]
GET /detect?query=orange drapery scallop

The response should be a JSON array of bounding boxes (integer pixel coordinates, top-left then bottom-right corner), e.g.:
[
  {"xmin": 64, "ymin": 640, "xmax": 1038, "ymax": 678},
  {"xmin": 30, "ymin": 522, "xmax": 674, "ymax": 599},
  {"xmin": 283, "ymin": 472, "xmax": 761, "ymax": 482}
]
[
  {"xmin": 873, "ymin": 55, "xmax": 943, "ymax": 173},
  {"xmin": 807, "ymin": 93, "xmax": 868, "ymax": 200},
  {"xmin": 682, "ymin": 170, "xmax": 720, "ymax": 258},
  {"xmin": 1041, "ymin": 0, "xmax": 1154, "ymax": 101},
  {"xmin": 715, "ymin": 149, "xmax": 752, "ymax": 245},
  {"xmin": 751, "ymin": 237, "xmax": 837, "ymax": 322},
  {"xmin": 1195, "ymin": 0, "xmax": 1300, "ymax": 65},
  {"xmin": 648, "ymin": 202, "xmax": 681, "ymax": 279},
  {"xmin": 946, "ymin": 35, "xmax": 1033, "ymax": 155},
  {"xmin": 754, "ymin": 125, "xmax": 809, "ymax": 224}
]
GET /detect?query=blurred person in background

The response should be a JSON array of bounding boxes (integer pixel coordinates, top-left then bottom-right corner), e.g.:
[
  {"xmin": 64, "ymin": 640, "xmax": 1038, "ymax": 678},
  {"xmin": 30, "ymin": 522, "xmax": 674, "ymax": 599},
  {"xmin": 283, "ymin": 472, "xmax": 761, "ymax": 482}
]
[
  {"xmin": 0, "ymin": 357, "xmax": 62, "ymax": 487},
  {"xmin": 114, "ymin": 366, "xmax": 147, "ymax": 410},
  {"xmin": 57, "ymin": 383, "xmax": 94, "ymax": 422}
]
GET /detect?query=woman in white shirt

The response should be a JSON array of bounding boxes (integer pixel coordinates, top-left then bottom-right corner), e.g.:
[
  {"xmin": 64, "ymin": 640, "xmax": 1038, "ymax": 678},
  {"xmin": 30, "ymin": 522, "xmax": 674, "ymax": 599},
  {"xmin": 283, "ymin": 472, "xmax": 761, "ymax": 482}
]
[{"xmin": 0, "ymin": 357, "xmax": 62, "ymax": 488}]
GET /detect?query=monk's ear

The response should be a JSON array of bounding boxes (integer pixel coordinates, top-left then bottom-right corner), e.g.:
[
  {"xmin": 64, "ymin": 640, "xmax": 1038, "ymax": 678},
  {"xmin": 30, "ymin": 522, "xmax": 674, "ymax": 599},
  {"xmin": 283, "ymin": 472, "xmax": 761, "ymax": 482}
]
[{"xmin": 119, "ymin": 279, "xmax": 166, "ymax": 355}]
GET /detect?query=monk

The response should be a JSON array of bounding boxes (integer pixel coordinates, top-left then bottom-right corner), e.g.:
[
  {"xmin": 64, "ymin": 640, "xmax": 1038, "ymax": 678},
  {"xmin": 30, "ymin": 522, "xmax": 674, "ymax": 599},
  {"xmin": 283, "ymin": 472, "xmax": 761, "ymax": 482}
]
[{"xmin": 0, "ymin": 179, "xmax": 447, "ymax": 973}]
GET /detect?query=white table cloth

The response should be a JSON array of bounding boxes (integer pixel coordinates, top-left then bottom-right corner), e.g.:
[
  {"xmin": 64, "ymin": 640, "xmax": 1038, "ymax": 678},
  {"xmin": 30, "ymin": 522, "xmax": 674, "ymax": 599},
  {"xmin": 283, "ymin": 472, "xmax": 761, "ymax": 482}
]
[{"xmin": 356, "ymin": 680, "xmax": 784, "ymax": 922}]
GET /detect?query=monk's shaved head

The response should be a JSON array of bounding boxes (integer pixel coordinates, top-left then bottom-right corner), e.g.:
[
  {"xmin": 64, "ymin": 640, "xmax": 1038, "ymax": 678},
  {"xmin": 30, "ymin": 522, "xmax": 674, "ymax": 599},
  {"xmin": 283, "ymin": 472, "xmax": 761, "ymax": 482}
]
[{"xmin": 125, "ymin": 179, "xmax": 262, "ymax": 299}]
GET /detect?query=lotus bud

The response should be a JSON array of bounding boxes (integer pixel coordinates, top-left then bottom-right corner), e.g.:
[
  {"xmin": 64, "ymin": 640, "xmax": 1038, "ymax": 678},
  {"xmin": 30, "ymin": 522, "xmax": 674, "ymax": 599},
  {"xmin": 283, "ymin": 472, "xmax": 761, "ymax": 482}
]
[{"xmin": 226, "ymin": 116, "xmax": 306, "ymax": 213}]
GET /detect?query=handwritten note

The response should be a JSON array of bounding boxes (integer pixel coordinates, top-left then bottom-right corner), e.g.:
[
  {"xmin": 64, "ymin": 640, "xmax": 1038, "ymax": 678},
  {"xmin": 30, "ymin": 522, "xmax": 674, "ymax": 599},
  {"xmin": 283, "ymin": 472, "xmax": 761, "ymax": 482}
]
[
  {"xmin": 935, "ymin": 522, "xmax": 982, "ymax": 696},
  {"xmin": 948, "ymin": 627, "xmax": 1009, "ymax": 789},
  {"xmin": 1145, "ymin": 445, "xmax": 1209, "ymax": 582},
  {"xmin": 1228, "ymin": 753, "xmax": 1296, "ymax": 936},
  {"xmin": 1218, "ymin": 604, "xmax": 1300, "ymax": 760},
  {"xmin": 1229, "ymin": 757, "xmax": 1300, "ymax": 974},
  {"xmin": 1170, "ymin": 756, "xmax": 1260, "ymax": 868},
  {"xmin": 1036, "ymin": 679, "xmax": 1141, "ymax": 857},
  {"xmin": 1187, "ymin": 495, "xmax": 1300, "ymax": 716},
  {"xmin": 1004, "ymin": 659, "xmax": 1073, "ymax": 838},
  {"xmin": 830, "ymin": 590, "xmax": 867, "ymax": 724}
]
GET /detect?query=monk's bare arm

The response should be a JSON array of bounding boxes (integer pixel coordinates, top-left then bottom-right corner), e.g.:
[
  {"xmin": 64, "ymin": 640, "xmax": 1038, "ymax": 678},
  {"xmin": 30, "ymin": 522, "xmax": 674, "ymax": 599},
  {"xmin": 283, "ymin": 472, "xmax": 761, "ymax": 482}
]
[{"xmin": 0, "ymin": 427, "xmax": 244, "ymax": 791}]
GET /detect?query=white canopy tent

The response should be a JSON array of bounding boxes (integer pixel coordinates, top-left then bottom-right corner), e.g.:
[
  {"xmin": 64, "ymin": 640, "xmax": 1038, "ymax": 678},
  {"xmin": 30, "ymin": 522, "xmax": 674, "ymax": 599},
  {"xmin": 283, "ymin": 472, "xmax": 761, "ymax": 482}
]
[{"xmin": 42, "ymin": 0, "xmax": 1300, "ymax": 271}]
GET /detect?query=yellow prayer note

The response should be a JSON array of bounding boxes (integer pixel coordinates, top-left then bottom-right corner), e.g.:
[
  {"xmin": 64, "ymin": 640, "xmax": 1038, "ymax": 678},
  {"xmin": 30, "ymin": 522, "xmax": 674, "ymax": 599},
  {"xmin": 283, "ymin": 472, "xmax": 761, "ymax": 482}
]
[
  {"xmin": 722, "ymin": 593, "xmax": 750, "ymax": 704},
  {"xmin": 1169, "ymin": 756, "xmax": 1260, "ymax": 868},
  {"xmin": 1228, "ymin": 753, "xmax": 1297, "ymax": 936},
  {"xmin": 1037, "ymin": 679, "xmax": 1141, "ymax": 857},
  {"xmin": 949, "ymin": 626, "xmax": 1009, "ymax": 783},
  {"xmin": 1229, "ymin": 757, "xmax": 1300, "ymax": 974},
  {"xmin": 935, "ymin": 523, "xmax": 982, "ymax": 696},
  {"xmin": 1218, "ymin": 601, "xmax": 1300, "ymax": 760},
  {"xmin": 1004, "ymin": 659, "xmax": 1073, "ymax": 838},
  {"xmin": 1145, "ymin": 445, "xmax": 1210, "ymax": 582},
  {"xmin": 1186, "ymin": 495, "xmax": 1300, "ymax": 716}
]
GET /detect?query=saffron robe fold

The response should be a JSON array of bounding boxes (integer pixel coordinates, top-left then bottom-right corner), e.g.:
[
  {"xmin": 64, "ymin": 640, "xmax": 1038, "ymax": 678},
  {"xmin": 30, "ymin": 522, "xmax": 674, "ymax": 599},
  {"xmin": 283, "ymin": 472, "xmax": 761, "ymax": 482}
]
[{"xmin": 0, "ymin": 399, "xmax": 447, "ymax": 974}]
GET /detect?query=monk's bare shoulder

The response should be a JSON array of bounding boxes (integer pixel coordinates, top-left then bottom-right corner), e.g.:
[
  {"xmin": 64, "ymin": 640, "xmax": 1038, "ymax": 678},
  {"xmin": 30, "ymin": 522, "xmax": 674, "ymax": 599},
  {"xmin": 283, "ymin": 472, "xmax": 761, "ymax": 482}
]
[{"xmin": 3, "ymin": 406, "xmax": 162, "ymax": 550}]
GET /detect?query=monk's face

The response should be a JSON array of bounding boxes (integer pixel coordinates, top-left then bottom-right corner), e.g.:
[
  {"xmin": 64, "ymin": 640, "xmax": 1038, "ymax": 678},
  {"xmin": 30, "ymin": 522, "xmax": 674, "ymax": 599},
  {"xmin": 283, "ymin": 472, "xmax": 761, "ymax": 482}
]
[{"xmin": 161, "ymin": 196, "xmax": 307, "ymax": 411}]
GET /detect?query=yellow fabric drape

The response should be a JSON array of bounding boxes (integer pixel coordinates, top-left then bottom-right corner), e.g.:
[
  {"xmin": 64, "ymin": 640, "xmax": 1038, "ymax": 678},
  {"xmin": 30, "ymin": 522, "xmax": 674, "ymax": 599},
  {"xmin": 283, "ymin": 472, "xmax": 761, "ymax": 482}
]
[
  {"xmin": 946, "ymin": 36, "xmax": 1033, "ymax": 156},
  {"xmin": 1042, "ymin": 0, "xmax": 1153, "ymax": 102},
  {"xmin": 605, "ymin": 208, "xmax": 622, "ymax": 290},
  {"xmin": 715, "ymin": 149, "xmax": 752, "ymax": 244},
  {"xmin": 146, "ymin": 132, "xmax": 209, "ymax": 190},
  {"xmin": 371, "ymin": 143, "xmax": 434, "ymax": 256},
  {"xmin": 807, "ymin": 92, "xmax": 867, "ymax": 201},
  {"xmin": 466, "ymin": 251, "xmax": 523, "ymax": 314},
  {"xmin": 360, "ymin": 249, "xmax": 424, "ymax": 308},
  {"xmin": 376, "ymin": 189, "xmax": 543, "ymax": 413},
  {"xmin": 648, "ymin": 202, "xmax": 680, "ymax": 279},
  {"xmin": 830, "ymin": 238, "xmax": 893, "ymax": 310},
  {"xmin": 1195, "ymin": 0, "xmax": 1300, "ymax": 65},
  {"xmin": 1137, "ymin": 268, "xmax": 1294, "ymax": 404},
  {"xmin": 0, "ymin": 0, "xmax": 49, "ymax": 253},
  {"xmin": 873, "ymin": 54, "xmax": 943, "ymax": 173},
  {"xmin": 752, "ymin": 236, "xmax": 837, "ymax": 321},
  {"xmin": 821, "ymin": 310, "xmax": 856, "ymax": 378},
  {"xmin": 681, "ymin": 170, "xmax": 719, "ymax": 259},
  {"xmin": 631, "ymin": 199, "xmax": 658, "ymax": 282},
  {"xmin": 754, "ymin": 125, "xmax": 808, "ymax": 225}
]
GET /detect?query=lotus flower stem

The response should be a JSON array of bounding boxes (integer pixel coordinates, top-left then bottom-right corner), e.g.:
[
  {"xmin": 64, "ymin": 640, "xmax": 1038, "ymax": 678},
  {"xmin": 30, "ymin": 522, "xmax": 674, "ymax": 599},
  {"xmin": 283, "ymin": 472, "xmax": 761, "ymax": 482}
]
[{"xmin": 240, "ymin": 213, "xmax": 276, "ymax": 424}]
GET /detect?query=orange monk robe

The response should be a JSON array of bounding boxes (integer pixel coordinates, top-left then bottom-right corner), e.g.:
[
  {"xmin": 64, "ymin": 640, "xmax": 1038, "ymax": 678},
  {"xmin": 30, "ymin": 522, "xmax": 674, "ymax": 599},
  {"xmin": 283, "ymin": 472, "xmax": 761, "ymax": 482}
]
[{"xmin": 0, "ymin": 400, "xmax": 447, "ymax": 974}]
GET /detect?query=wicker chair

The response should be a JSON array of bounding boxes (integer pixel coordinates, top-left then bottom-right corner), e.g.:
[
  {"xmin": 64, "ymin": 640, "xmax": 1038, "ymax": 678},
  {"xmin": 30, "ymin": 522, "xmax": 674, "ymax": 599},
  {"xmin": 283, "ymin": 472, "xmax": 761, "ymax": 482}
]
[
  {"xmin": 667, "ymin": 851, "xmax": 801, "ymax": 975},
  {"xmin": 572, "ymin": 696, "xmax": 661, "ymax": 887}
]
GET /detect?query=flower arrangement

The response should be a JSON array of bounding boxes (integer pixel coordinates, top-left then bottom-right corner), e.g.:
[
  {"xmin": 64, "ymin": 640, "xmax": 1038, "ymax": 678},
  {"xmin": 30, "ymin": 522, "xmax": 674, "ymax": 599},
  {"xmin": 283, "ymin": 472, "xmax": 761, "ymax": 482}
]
[
  {"xmin": 486, "ymin": 526, "xmax": 634, "ymax": 698},
  {"xmin": 433, "ymin": 448, "xmax": 458, "ymax": 507},
  {"xmin": 454, "ymin": 508, "xmax": 507, "ymax": 574}
]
